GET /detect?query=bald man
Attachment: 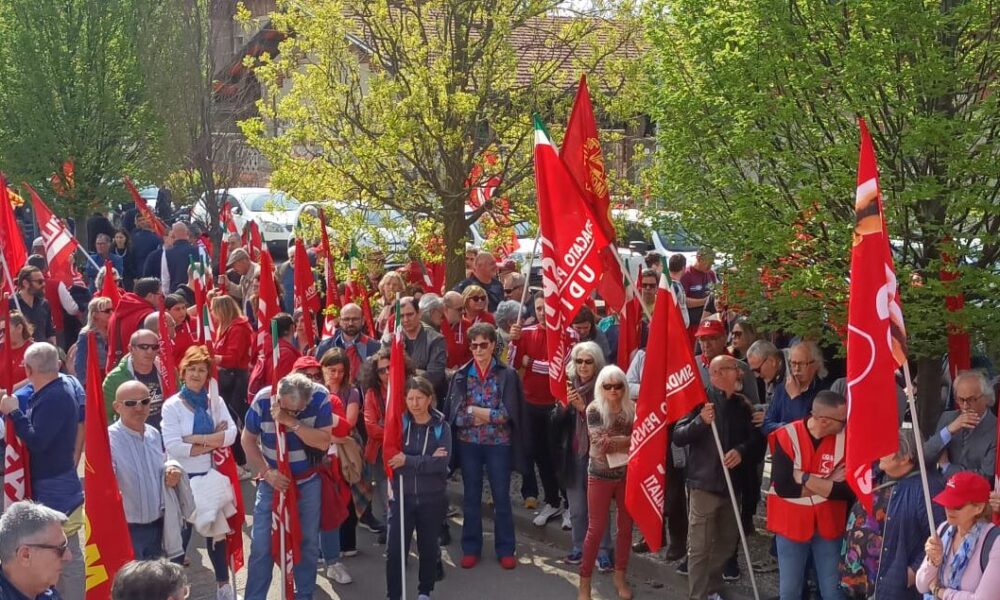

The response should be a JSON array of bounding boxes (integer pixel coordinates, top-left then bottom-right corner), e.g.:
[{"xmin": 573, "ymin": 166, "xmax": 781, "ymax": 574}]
[{"xmin": 161, "ymin": 222, "xmax": 201, "ymax": 292}]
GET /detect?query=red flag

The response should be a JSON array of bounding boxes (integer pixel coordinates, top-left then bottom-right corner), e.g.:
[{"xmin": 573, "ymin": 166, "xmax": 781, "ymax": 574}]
[
  {"xmin": 83, "ymin": 333, "xmax": 134, "ymax": 598},
  {"xmin": 845, "ymin": 118, "xmax": 906, "ymax": 511},
  {"xmin": 318, "ymin": 210, "xmax": 342, "ymax": 338},
  {"xmin": 293, "ymin": 238, "xmax": 320, "ymax": 346},
  {"xmin": 158, "ymin": 306, "xmax": 178, "ymax": 398},
  {"xmin": 939, "ymin": 247, "xmax": 970, "ymax": 383},
  {"xmin": 256, "ymin": 250, "xmax": 281, "ymax": 352},
  {"xmin": 101, "ymin": 259, "xmax": 122, "ymax": 308},
  {"xmin": 561, "ymin": 74, "xmax": 625, "ymax": 314},
  {"xmin": 272, "ymin": 368, "xmax": 302, "ymax": 600},
  {"xmin": 124, "ymin": 177, "xmax": 167, "ymax": 237},
  {"xmin": 616, "ymin": 295, "xmax": 642, "ymax": 372},
  {"xmin": 0, "ymin": 177, "xmax": 27, "ymax": 295},
  {"xmin": 534, "ymin": 116, "xmax": 610, "ymax": 402},
  {"xmin": 2, "ymin": 296, "xmax": 30, "ymax": 508},
  {"xmin": 382, "ymin": 303, "xmax": 406, "ymax": 479},
  {"xmin": 353, "ymin": 280, "xmax": 377, "ymax": 337},
  {"xmin": 243, "ymin": 220, "xmax": 263, "ymax": 261},
  {"xmin": 625, "ymin": 275, "xmax": 705, "ymax": 552},
  {"xmin": 24, "ymin": 183, "xmax": 77, "ymax": 289}
]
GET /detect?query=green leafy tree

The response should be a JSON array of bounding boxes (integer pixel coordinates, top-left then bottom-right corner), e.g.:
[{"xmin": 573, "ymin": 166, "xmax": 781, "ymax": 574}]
[
  {"xmin": 241, "ymin": 0, "xmax": 640, "ymax": 284},
  {"xmin": 644, "ymin": 0, "xmax": 1000, "ymax": 429},
  {"xmin": 0, "ymin": 0, "xmax": 162, "ymax": 217}
]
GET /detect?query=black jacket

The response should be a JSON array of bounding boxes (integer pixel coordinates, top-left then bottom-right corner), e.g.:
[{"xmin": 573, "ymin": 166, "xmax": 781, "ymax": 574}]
[
  {"xmin": 395, "ymin": 409, "xmax": 452, "ymax": 498},
  {"xmin": 444, "ymin": 360, "xmax": 530, "ymax": 475},
  {"xmin": 673, "ymin": 388, "xmax": 765, "ymax": 496}
]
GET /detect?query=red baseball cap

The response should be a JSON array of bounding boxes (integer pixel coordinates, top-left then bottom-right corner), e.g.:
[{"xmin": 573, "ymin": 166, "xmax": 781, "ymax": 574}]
[
  {"xmin": 695, "ymin": 318, "xmax": 726, "ymax": 338},
  {"xmin": 292, "ymin": 356, "xmax": 322, "ymax": 372},
  {"xmin": 933, "ymin": 472, "xmax": 991, "ymax": 509}
]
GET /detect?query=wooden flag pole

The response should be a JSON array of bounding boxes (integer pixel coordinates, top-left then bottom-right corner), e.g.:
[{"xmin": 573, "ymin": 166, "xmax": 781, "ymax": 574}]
[
  {"xmin": 515, "ymin": 234, "xmax": 540, "ymax": 327},
  {"xmin": 710, "ymin": 420, "xmax": 760, "ymax": 600},
  {"xmin": 901, "ymin": 362, "xmax": 937, "ymax": 536}
]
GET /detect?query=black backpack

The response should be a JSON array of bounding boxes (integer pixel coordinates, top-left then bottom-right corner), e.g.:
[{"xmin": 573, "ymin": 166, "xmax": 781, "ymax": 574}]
[{"xmin": 982, "ymin": 524, "xmax": 1000, "ymax": 573}]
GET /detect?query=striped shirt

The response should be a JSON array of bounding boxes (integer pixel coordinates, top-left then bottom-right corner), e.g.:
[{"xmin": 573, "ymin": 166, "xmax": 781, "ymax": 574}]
[{"xmin": 245, "ymin": 383, "xmax": 333, "ymax": 477}]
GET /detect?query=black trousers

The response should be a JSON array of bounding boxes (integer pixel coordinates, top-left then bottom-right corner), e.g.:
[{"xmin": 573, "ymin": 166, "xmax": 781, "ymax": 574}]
[
  {"xmin": 386, "ymin": 493, "xmax": 447, "ymax": 600},
  {"xmin": 340, "ymin": 495, "xmax": 358, "ymax": 552},
  {"xmin": 520, "ymin": 402, "xmax": 561, "ymax": 507},
  {"xmin": 665, "ymin": 461, "xmax": 688, "ymax": 554},
  {"xmin": 218, "ymin": 367, "xmax": 249, "ymax": 465}
]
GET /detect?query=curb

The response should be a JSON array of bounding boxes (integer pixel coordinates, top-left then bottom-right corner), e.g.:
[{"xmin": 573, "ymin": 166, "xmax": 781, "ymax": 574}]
[{"xmin": 444, "ymin": 480, "xmax": 772, "ymax": 600}]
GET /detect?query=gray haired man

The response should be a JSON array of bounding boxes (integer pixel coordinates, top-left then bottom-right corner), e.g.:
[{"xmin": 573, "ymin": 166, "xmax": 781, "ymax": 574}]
[{"xmin": 0, "ymin": 501, "xmax": 72, "ymax": 599}]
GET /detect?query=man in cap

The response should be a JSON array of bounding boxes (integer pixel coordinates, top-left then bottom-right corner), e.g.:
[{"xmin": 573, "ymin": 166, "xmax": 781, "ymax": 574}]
[{"xmin": 223, "ymin": 248, "xmax": 259, "ymax": 304}]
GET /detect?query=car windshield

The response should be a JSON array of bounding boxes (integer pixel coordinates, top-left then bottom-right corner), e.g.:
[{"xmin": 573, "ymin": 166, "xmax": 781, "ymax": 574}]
[
  {"xmin": 658, "ymin": 226, "xmax": 698, "ymax": 252},
  {"xmin": 245, "ymin": 191, "xmax": 299, "ymax": 212}
]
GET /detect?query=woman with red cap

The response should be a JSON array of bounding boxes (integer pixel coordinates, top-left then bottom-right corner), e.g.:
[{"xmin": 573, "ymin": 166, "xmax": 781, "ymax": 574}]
[{"xmin": 916, "ymin": 471, "xmax": 1000, "ymax": 598}]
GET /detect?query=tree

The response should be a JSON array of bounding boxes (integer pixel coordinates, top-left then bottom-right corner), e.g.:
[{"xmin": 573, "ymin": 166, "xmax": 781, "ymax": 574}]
[
  {"xmin": 0, "ymin": 0, "xmax": 162, "ymax": 217},
  {"xmin": 643, "ymin": 0, "xmax": 1000, "ymax": 430},
  {"xmin": 241, "ymin": 0, "xmax": 640, "ymax": 284}
]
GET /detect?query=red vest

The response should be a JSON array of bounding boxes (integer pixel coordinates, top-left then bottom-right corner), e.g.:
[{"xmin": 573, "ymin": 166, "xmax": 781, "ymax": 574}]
[{"xmin": 766, "ymin": 420, "xmax": 848, "ymax": 543}]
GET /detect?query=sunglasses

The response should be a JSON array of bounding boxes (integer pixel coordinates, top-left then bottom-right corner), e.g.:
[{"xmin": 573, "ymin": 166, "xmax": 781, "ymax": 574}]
[
  {"xmin": 100, "ymin": 308, "xmax": 114, "ymax": 314},
  {"xmin": 122, "ymin": 397, "xmax": 152, "ymax": 408},
  {"xmin": 503, "ymin": 288, "xmax": 515, "ymax": 294},
  {"xmin": 24, "ymin": 541, "xmax": 70, "ymax": 556},
  {"xmin": 641, "ymin": 283, "xmax": 657, "ymax": 290},
  {"xmin": 469, "ymin": 295, "xmax": 487, "ymax": 302},
  {"xmin": 470, "ymin": 341, "xmax": 491, "ymax": 350},
  {"xmin": 574, "ymin": 358, "xmax": 595, "ymax": 365},
  {"xmin": 602, "ymin": 382, "xmax": 625, "ymax": 391},
  {"xmin": 377, "ymin": 366, "xmax": 389, "ymax": 374},
  {"xmin": 131, "ymin": 343, "xmax": 161, "ymax": 352}
]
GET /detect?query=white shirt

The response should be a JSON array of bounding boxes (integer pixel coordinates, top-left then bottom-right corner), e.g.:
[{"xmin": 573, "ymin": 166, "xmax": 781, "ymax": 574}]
[{"xmin": 160, "ymin": 391, "xmax": 237, "ymax": 474}]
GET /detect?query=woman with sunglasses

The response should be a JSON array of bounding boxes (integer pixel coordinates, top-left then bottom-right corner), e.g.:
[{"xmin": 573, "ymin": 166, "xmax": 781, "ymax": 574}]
[
  {"xmin": 461, "ymin": 284, "xmax": 496, "ymax": 328},
  {"xmin": 554, "ymin": 341, "xmax": 613, "ymax": 570},
  {"xmin": 161, "ymin": 345, "xmax": 239, "ymax": 600},
  {"xmin": 579, "ymin": 365, "xmax": 636, "ymax": 600},
  {"xmin": 446, "ymin": 323, "xmax": 527, "ymax": 570},
  {"xmin": 73, "ymin": 297, "xmax": 113, "ymax": 380}
]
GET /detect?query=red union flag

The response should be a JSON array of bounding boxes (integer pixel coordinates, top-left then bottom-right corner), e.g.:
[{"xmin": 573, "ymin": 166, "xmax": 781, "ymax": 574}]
[
  {"xmin": 845, "ymin": 118, "xmax": 906, "ymax": 511},
  {"xmin": 2, "ymin": 293, "xmax": 30, "ymax": 508},
  {"xmin": 625, "ymin": 275, "xmax": 705, "ymax": 551},
  {"xmin": 383, "ymin": 302, "xmax": 406, "ymax": 479},
  {"xmin": 0, "ymin": 177, "xmax": 27, "ymax": 294},
  {"xmin": 124, "ymin": 177, "xmax": 167, "ymax": 237},
  {"xmin": 272, "ymin": 421, "xmax": 302, "ymax": 599},
  {"xmin": 534, "ymin": 115, "xmax": 610, "ymax": 401},
  {"xmin": 318, "ymin": 209, "xmax": 342, "ymax": 338},
  {"xmin": 25, "ymin": 183, "xmax": 78, "ymax": 288},
  {"xmin": 293, "ymin": 238, "xmax": 320, "ymax": 345}
]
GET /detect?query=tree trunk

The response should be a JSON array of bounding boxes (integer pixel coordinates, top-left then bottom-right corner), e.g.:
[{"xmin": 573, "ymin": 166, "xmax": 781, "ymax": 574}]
[
  {"xmin": 442, "ymin": 194, "xmax": 468, "ymax": 288},
  {"xmin": 914, "ymin": 356, "xmax": 943, "ymax": 441}
]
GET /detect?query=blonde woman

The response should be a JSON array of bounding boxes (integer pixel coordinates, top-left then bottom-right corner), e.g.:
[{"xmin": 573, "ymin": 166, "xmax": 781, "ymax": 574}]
[
  {"xmin": 74, "ymin": 296, "xmax": 113, "ymax": 379},
  {"xmin": 375, "ymin": 271, "xmax": 406, "ymax": 333}
]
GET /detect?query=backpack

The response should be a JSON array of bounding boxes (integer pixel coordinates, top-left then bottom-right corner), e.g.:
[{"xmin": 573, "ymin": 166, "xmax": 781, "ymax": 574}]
[{"xmin": 982, "ymin": 524, "xmax": 1000, "ymax": 573}]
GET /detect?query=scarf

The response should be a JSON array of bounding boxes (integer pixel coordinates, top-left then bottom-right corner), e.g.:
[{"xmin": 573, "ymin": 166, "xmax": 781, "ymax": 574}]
[
  {"xmin": 180, "ymin": 384, "xmax": 214, "ymax": 435},
  {"xmin": 924, "ymin": 522, "xmax": 987, "ymax": 599}
]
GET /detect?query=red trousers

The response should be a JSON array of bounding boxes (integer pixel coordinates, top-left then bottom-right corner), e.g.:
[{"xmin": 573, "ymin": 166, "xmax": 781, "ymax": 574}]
[{"xmin": 580, "ymin": 475, "xmax": 633, "ymax": 577}]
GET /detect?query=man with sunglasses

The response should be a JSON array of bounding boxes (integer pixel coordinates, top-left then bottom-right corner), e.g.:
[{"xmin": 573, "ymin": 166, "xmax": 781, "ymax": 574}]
[
  {"xmin": 109, "ymin": 382, "xmax": 188, "ymax": 561},
  {"xmin": 922, "ymin": 369, "xmax": 997, "ymax": 481},
  {"xmin": 767, "ymin": 390, "xmax": 852, "ymax": 600},
  {"xmin": 10, "ymin": 266, "xmax": 57, "ymax": 345},
  {"xmin": 0, "ymin": 501, "xmax": 72, "ymax": 599},
  {"xmin": 104, "ymin": 330, "xmax": 166, "ymax": 428}
]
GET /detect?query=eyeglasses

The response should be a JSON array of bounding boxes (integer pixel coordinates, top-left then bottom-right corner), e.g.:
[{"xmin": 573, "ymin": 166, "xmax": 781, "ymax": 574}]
[
  {"xmin": 122, "ymin": 396, "xmax": 152, "ymax": 408},
  {"xmin": 641, "ymin": 283, "xmax": 657, "ymax": 290},
  {"xmin": 470, "ymin": 341, "xmax": 491, "ymax": 351},
  {"xmin": 731, "ymin": 331, "xmax": 743, "ymax": 338},
  {"xmin": 302, "ymin": 371, "xmax": 323, "ymax": 382},
  {"xmin": 469, "ymin": 295, "xmax": 487, "ymax": 302},
  {"xmin": 377, "ymin": 366, "xmax": 389, "ymax": 374},
  {"xmin": 24, "ymin": 541, "xmax": 70, "ymax": 556},
  {"xmin": 956, "ymin": 394, "xmax": 983, "ymax": 405},
  {"xmin": 602, "ymin": 382, "xmax": 625, "ymax": 391},
  {"xmin": 131, "ymin": 343, "xmax": 161, "ymax": 352},
  {"xmin": 789, "ymin": 360, "xmax": 816, "ymax": 369},
  {"xmin": 574, "ymin": 358, "xmax": 595, "ymax": 365},
  {"xmin": 503, "ymin": 288, "xmax": 515, "ymax": 294},
  {"xmin": 99, "ymin": 308, "xmax": 114, "ymax": 314},
  {"xmin": 340, "ymin": 317, "xmax": 362, "ymax": 323}
]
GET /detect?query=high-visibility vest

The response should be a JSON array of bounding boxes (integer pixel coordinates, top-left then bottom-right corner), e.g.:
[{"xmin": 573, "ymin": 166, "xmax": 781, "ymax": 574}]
[{"xmin": 766, "ymin": 420, "xmax": 848, "ymax": 543}]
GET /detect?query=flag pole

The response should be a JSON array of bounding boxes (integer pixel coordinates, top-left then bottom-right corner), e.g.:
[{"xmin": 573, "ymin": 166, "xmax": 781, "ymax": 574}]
[
  {"xmin": 0, "ymin": 254, "xmax": 23, "ymax": 313},
  {"xmin": 398, "ymin": 473, "xmax": 407, "ymax": 600},
  {"xmin": 515, "ymin": 234, "xmax": 540, "ymax": 326},
  {"xmin": 901, "ymin": 363, "xmax": 937, "ymax": 535},
  {"xmin": 619, "ymin": 249, "xmax": 653, "ymax": 321},
  {"xmin": 709, "ymin": 421, "xmax": 760, "ymax": 600}
]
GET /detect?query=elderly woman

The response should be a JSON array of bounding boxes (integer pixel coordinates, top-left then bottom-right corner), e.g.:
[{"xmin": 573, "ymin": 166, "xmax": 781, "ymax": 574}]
[
  {"xmin": 385, "ymin": 376, "xmax": 451, "ymax": 600},
  {"xmin": 160, "ymin": 345, "xmax": 238, "ymax": 600},
  {"xmin": 375, "ymin": 271, "xmax": 406, "ymax": 332},
  {"xmin": 73, "ymin": 297, "xmax": 112, "ymax": 378},
  {"xmin": 493, "ymin": 299, "xmax": 522, "ymax": 364},
  {"xmin": 446, "ymin": 322, "xmax": 525, "ymax": 570},
  {"xmin": 554, "ymin": 341, "xmax": 613, "ymax": 569},
  {"xmin": 461, "ymin": 284, "xmax": 495, "ymax": 327},
  {"xmin": 840, "ymin": 429, "xmax": 945, "ymax": 599},
  {"xmin": 916, "ymin": 471, "xmax": 1000, "ymax": 598},
  {"xmin": 578, "ymin": 365, "xmax": 635, "ymax": 600}
]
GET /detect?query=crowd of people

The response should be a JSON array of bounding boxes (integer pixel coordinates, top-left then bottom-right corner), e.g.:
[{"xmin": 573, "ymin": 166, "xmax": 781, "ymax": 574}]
[{"xmin": 2, "ymin": 208, "xmax": 1000, "ymax": 600}]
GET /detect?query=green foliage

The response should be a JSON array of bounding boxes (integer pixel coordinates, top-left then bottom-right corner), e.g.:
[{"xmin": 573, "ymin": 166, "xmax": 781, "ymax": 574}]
[
  {"xmin": 643, "ymin": 0, "xmax": 1000, "ymax": 360},
  {"xmin": 0, "ymin": 0, "xmax": 163, "ymax": 213},
  {"xmin": 241, "ymin": 0, "xmax": 640, "ymax": 285}
]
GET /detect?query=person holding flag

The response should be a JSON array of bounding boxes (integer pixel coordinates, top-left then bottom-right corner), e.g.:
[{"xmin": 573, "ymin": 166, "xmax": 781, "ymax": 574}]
[
  {"xmin": 241, "ymin": 372, "xmax": 333, "ymax": 600},
  {"xmin": 160, "ymin": 346, "xmax": 239, "ymax": 600},
  {"xmin": 384, "ymin": 375, "xmax": 452, "ymax": 600}
]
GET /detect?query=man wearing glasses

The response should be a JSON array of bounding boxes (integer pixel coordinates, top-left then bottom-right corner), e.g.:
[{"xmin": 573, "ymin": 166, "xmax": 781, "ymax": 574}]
[
  {"xmin": 767, "ymin": 390, "xmax": 851, "ymax": 600},
  {"xmin": 10, "ymin": 266, "xmax": 56, "ymax": 345},
  {"xmin": 762, "ymin": 340, "xmax": 828, "ymax": 437},
  {"xmin": 313, "ymin": 303, "xmax": 380, "ymax": 378},
  {"xmin": 104, "ymin": 330, "xmax": 166, "ymax": 429},
  {"xmin": 0, "ymin": 501, "xmax": 73, "ymax": 599},
  {"xmin": 109, "ymin": 382, "xmax": 188, "ymax": 561},
  {"xmin": 922, "ymin": 370, "xmax": 997, "ymax": 481}
]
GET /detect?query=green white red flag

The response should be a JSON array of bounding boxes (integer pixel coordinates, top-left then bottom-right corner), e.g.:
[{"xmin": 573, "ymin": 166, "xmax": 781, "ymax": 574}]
[
  {"xmin": 382, "ymin": 300, "xmax": 406, "ymax": 479},
  {"xmin": 845, "ymin": 118, "xmax": 906, "ymax": 511},
  {"xmin": 533, "ymin": 115, "xmax": 610, "ymax": 401}
]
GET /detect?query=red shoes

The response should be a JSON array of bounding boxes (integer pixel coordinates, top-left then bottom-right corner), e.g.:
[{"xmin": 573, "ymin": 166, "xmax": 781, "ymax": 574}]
[
  {"xmin": 499, "ymin": 556, "xmax": 517, "ymax": 570},
  {"xmin": 460, "ymin": 555, "xmax": 479, "ymax": 569}
]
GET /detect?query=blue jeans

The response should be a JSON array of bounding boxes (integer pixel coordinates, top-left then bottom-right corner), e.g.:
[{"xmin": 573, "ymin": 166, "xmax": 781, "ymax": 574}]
[
  {"xmin": 245, "ymin": 476, "xmax": 321, "ymax": 600},
  {"xmin": 775, "ymin": 533, "xmax": 845, "ymax": 600},
  {"xmin": 128, "ymin": 520, "xmax": 164, "ymax": 560},
  {"xmin": 319, "ymin": 528, "xmax": 341, "ymax": 563},
  {"xmin": 458, "ymin": 441, "xmax": 515, "ymax": 558}
]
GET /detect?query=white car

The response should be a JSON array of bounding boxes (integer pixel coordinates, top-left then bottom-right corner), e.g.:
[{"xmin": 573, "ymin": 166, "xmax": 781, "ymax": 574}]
[
  {"xmin": 291, "ymin": 201, "xmax": 411, "ymax": 266},
  {"xmin": 614, "ymin": 208, "xmax": 700, "ymax": 268},
  {"xmin": 192, "ymin": 188, "xmax": 300, "ymax": 258}
]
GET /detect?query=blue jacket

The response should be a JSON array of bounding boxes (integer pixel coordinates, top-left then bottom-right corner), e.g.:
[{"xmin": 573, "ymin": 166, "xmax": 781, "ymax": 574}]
[
  {"xmin": 762, "ymin": 378, "xmax": 825, "ymax": 436},
  {"xmin": 163, "ymin": 240, "xmax": 201, "ymax": 291},
  {"xmin": 873, "ymin": 470, "xmax": 945, "ymax": 599},
  {"xmin": 129, "ymin": 228, "xmax": 162, "ymax": 278},
  {"xmin": 85, "ymin": 252, "xmax": 124, "ymax": 291}
]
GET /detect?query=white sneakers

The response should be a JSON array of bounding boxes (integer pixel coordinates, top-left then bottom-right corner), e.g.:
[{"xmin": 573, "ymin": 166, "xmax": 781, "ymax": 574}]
[
  {"xmin": 561, "ymin": 509, "xmax": 572, "ymax": 531},
  {"xmin": 216, "ymin": 583, "xmax": 239, "ymax": 600},
  {"xmin": 532, "ymin": 503, "xmax": 563, "ymax": 527},
  {"xmin": 326, "ymin": 561, "xmax": 353, "ymax": 584}
]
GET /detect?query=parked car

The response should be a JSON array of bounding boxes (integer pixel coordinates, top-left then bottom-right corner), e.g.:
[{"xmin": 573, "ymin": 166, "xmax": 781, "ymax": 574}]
[{"xmin": 191, "ymin": 188, "xmax": 300, "ymax": 259}]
